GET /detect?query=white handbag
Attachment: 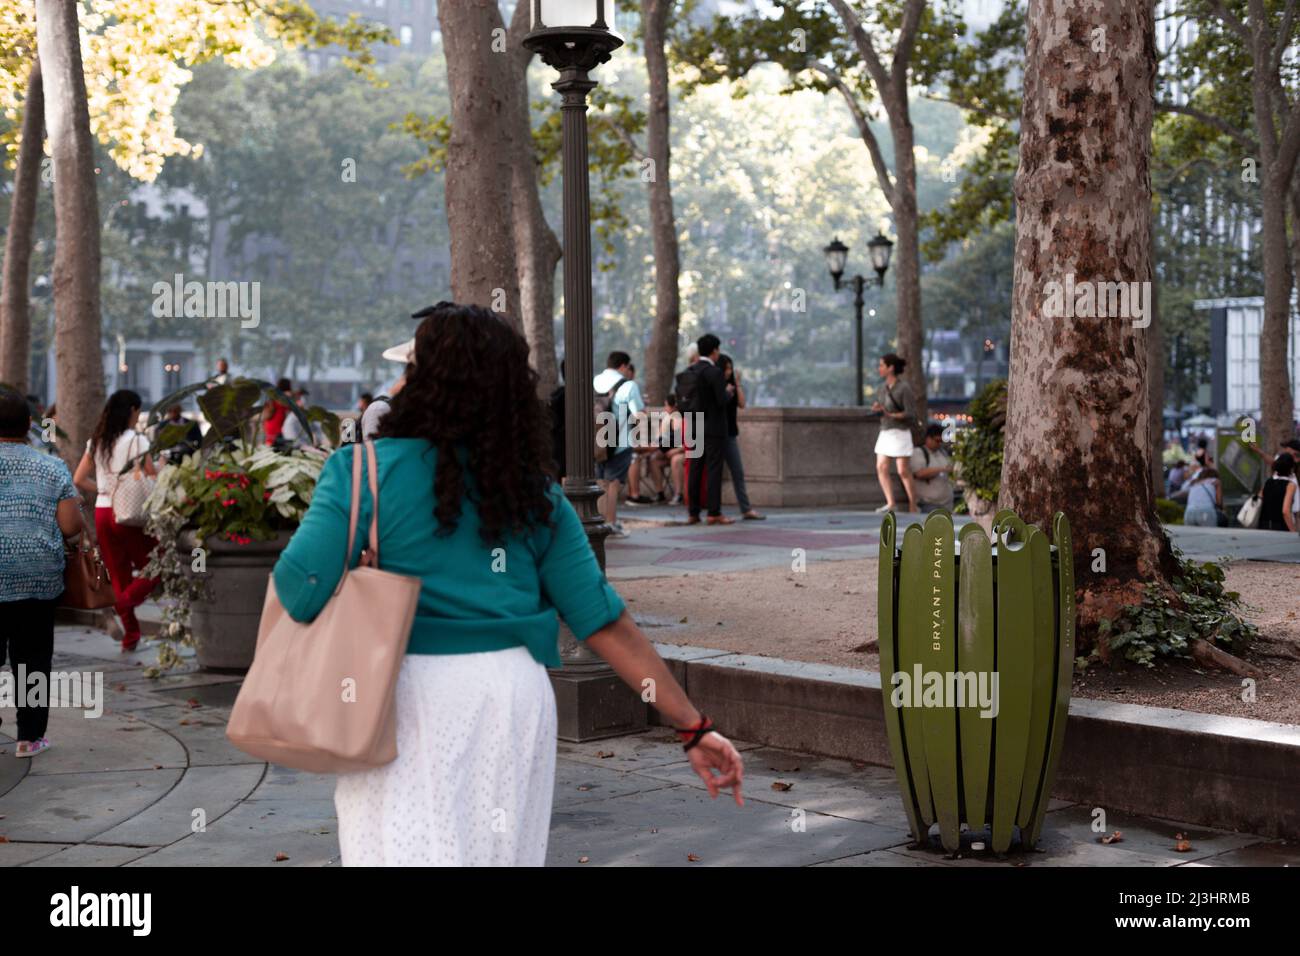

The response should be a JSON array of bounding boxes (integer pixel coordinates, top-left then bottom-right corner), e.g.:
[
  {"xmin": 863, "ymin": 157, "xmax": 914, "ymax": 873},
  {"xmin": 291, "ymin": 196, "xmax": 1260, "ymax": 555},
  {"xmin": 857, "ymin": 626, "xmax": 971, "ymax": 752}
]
[
  {"xmin": 111, "ymin": 433, "xmax": 156, "ymax": 527},
  {"xmin": 1236, "ymin": 493, "xmax": 1262, "ymax": 529}
]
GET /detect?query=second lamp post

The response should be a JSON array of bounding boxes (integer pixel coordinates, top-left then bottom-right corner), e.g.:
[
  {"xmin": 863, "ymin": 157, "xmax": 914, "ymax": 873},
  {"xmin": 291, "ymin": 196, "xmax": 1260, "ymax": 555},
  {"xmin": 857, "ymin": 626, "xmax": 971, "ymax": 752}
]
[{"xmin": 824, "ymin": 232, "xmax": 893, "ymax": 406}]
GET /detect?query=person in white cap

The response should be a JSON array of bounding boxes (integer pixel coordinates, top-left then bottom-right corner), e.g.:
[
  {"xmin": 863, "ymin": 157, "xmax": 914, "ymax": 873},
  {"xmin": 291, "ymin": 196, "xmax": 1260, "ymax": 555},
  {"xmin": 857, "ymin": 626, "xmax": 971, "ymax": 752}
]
[{"xmin": 361, "ymin": 332, "xmax": 416, "ymax": 440}]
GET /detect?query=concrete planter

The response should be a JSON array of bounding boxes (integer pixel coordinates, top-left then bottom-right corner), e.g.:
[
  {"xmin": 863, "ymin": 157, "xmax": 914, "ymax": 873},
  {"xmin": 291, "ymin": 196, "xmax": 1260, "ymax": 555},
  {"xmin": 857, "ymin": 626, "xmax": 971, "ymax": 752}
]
[
  {"xmin": 723, "ymin": 407, "xmax": 885, "ymax": 507},
  {"xmin": 181, "ymin": 529, "xmax": 293, "ymax": 672}
]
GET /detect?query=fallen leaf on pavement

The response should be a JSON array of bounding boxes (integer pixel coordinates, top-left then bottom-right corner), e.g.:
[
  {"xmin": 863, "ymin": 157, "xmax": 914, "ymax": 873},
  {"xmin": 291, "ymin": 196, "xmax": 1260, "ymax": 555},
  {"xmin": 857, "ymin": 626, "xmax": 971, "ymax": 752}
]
[
  {"xmin": 687, "ymin": 853, "xmax": 701, "ymax": 862},
  {"xmin": 1100, "ymin": 831, "xmax": 1124, "ymax": 845},
  {"xmin": 274, "ymin": 852, "xmax": 289, "ymax": 862},
  {"xmin": 770, "ymin": 781, "xmax": 794, "ymax": 792}
]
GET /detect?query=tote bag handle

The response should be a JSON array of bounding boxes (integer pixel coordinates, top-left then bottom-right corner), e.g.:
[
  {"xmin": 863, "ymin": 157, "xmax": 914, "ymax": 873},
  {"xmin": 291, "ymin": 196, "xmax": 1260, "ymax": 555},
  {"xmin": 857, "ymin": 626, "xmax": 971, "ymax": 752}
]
[{"xmin": 337, "ymin": 440, "xmax": 381, "ymax": 595}]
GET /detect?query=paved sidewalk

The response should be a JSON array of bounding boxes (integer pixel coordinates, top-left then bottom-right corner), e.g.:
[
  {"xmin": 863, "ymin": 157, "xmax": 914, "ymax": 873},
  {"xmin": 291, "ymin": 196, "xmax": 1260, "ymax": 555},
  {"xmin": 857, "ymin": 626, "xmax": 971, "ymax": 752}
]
[
  {"xmin": 2, "ymin": 626, "xmax": 1295, "ymax": 867},
  {"xmin": 606, "ymin": 505, "xmax": 1300, "ymax": 579}
]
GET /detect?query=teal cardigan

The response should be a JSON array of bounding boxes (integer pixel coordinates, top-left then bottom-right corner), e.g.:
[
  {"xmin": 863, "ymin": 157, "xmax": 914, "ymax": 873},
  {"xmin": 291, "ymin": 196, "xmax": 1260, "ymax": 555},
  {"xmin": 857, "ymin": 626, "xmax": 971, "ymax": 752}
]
[{"xmin": 272, "ymin": 438, "xmax": 625, "ymax": 668}]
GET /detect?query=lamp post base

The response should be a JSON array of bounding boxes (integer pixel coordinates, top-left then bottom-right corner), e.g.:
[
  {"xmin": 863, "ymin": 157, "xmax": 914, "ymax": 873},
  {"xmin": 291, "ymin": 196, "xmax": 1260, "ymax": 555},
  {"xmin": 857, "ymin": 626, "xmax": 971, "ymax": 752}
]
[{"xmin": 551, "ymin": 639, "xmax": 649, "ymax": 742}]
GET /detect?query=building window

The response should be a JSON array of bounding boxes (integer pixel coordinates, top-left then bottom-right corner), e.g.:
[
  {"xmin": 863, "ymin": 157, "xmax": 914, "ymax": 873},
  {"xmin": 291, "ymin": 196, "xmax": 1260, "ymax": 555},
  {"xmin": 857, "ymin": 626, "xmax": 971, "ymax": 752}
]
[{"xmin": 400, "ymin": 24, "xmax": 413, "ymax": 45}]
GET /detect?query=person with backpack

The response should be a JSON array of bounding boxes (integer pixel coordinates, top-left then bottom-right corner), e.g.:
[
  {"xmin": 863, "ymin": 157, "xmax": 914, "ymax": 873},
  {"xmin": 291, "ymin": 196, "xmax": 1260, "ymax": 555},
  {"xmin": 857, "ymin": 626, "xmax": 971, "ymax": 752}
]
[
  {"xmin": 593, "ymin": 351, "xmax": 644, "ymax": 538},
  {"xmin": 909, "ymin": 423, "xmax": 954, "ymax": 512},
  {"xmin": 677, "ymin": 334, "xmax": 731, "ymax": 525}
]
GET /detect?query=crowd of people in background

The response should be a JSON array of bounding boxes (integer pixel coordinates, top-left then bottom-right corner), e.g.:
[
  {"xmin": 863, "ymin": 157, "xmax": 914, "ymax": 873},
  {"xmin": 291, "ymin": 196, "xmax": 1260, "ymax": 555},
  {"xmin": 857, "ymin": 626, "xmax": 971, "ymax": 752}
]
[
  {"xmin": 581, "ymin": 333, "xmax": 766, "ymax": 536},
  {"xmin": 1167, "ymin": 433, "xmax": 1300, "ymax": 533}
]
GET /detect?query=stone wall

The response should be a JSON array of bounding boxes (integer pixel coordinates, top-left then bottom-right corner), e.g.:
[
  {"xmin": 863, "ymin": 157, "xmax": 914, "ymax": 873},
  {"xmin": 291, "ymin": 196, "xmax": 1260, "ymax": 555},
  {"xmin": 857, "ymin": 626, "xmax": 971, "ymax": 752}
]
[{"xmin": 717, "ymin": 406, "xmax": 901, "ymax": 508}]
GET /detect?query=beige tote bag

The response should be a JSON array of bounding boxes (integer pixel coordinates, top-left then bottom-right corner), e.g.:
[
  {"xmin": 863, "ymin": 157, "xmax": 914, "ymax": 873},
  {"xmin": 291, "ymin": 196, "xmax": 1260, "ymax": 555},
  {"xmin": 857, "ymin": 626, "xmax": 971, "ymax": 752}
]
[{"xmin": 226, "ymin": 440, "xmax": 421, "ymax": 772}]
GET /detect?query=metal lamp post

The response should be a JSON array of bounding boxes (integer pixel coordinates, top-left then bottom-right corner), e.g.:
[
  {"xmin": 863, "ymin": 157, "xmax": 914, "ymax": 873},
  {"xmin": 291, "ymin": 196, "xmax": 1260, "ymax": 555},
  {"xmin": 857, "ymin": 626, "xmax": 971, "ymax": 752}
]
[
  {"xmin": 525, "ymin": 0, "xmax": 644, "ymax": 741},
  {"xmin": 824, "ymin": 232, "xmax": 893, "ymax": 405}
]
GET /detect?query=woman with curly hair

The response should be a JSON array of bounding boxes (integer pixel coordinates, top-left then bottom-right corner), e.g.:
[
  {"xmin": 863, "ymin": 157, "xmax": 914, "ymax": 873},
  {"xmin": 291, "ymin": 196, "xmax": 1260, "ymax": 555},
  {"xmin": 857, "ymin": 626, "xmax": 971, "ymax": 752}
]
[{"xmin": 272, "ymin": 303, "xmax": 743, "ymax": 866}]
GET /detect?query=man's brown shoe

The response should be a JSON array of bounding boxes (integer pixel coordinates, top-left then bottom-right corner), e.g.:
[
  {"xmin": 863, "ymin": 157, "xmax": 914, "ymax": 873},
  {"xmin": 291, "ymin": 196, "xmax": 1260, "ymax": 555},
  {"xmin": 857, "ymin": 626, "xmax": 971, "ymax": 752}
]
[
  {"xmin": 686, "ymin": 515, "xmax": 702, "ymax": 525},
  {"xmin": 742, "ymin": 511, "xmax": 766, "ymax": 520},
  {"xmin": 706, "ymin": 515, "xmax": 735, "ymax": 525}
]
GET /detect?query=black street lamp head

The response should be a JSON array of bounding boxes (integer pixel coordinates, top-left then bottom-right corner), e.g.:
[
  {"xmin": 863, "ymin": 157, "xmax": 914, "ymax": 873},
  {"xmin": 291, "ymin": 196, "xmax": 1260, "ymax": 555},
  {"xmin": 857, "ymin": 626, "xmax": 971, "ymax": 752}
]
[
  {"xmin": 868, "ymin": 231, "xmax": 894, "ymax": 285},
  {"xmin": 823, "ymin": 236, "xmax": 848, "ymax": 289},
  {"xmin": 524, "ymin": 0, "xmax": 623, "ymax": 72}
]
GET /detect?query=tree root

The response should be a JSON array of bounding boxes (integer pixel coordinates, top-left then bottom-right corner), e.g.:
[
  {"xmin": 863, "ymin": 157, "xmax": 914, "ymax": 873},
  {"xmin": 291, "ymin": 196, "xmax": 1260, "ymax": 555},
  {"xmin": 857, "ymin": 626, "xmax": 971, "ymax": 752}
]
[{"xmin": 1189, "ymin": 639, "xmax": 1264, "ymax": 678}]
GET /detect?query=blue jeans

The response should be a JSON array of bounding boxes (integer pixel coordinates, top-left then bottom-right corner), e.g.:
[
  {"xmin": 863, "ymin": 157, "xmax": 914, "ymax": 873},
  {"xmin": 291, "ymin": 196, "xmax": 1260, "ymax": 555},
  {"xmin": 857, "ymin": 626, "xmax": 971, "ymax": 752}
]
[
  {"xmin": 724, "ymin": 435, "xmax": 752, "ymax": 513},
  {"xmin": 1184, "ymin": 507, "xmax": 1216, "ymax": 527}
]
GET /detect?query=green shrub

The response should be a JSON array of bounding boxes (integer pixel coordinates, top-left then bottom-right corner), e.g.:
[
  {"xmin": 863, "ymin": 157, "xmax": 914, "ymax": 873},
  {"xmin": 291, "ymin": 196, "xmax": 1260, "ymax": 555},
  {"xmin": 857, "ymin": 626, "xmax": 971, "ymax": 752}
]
[
  {"xmin": 1155, "ymin": 497, "xmax": 1185, "ymax": 525},
  {"xmin": 952, "ymin": 378, "xmax": 1007, "ymax": 506},
  {"xmin": 1094, "ymin": 549, "xmax": 1256, "ymax": 668}
]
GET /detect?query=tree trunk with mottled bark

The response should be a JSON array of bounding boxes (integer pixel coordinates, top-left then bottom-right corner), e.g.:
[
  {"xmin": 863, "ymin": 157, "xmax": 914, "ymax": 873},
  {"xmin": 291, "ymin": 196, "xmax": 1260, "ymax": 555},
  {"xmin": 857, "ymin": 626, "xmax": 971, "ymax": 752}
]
[
  {"xmin": 1149, "ymin": 218, "xmax": 1165, "ymax": 494},
  {"xmin": 438, "ymin": 0, "xmax": 521, "ymax": 329},
  {"xmin": 37, "ymin": 0, "xmax": 105, "ymax": 470},
  {"xmin": 0, "ymin": 61, "xmax": 43, "ymax": 394},
  {"xmin": 1000, "ymin": 0, "xmax": 1175, "ymax": 648},
  {"xmin": 640, "ymin": 0, "xmax": 683, "ymax": 406},
  {"xmin": 887, "ymin": 106, "xmax": 926, "ymax": 428},
  {"xmin": 1249, "ymin": 0, "xmax": 1299, "ymax": 450},
  {"xmin": 506, "ymin": 0, "xmax": 561, "ymax": 395}
]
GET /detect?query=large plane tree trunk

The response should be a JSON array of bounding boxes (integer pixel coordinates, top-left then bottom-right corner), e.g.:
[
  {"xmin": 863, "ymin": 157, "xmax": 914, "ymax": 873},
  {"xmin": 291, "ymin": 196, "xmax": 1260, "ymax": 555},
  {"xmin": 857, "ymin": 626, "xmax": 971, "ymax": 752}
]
[
  {"xmin": 640, "ymin": 0, "xmax": 683, "ymax": 406},
  {"xmin": 1000, "ymin": 0, "xmax": 1176, "ymax": 650},
  {"xmin": 37, "ymin": 0, "xmax": 105, "ymax": 469},
  {"xmin": 0, "ymin": 61, "xmax": 43, "ymax": 394},
  {"xmin": 438, "ymin": 0, "xmax": 522, "ymax": 329},
  {"xmin": 506, "ymin": 0, "xmax": 561, "ymax": 395}
]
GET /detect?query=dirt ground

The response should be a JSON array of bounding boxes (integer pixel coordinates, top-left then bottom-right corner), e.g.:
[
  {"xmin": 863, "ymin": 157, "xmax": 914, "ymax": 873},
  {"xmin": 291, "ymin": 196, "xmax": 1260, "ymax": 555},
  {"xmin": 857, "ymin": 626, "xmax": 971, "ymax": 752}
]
[{"xmin": 619, "ymin": 557, "xmax": 1300, "ymax": 725}]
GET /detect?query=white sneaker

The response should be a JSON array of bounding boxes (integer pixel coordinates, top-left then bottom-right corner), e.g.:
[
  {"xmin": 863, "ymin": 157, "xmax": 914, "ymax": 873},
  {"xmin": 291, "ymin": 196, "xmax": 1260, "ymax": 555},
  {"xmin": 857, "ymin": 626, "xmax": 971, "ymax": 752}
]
[
  {"xmin": 874, "ymin": 504, "xmax": 894, "ymax": 513},
  {"xmin": 609, "ymin": 522, "xmax": 631, "ymax": 538}
]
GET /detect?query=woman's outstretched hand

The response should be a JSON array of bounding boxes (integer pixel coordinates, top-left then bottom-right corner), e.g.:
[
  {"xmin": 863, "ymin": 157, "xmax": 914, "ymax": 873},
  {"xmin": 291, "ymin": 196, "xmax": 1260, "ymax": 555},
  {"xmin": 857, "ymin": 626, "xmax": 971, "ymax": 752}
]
[{"xmin": 687, "ymin": 732, "xmax": 745, "ymax": 806}]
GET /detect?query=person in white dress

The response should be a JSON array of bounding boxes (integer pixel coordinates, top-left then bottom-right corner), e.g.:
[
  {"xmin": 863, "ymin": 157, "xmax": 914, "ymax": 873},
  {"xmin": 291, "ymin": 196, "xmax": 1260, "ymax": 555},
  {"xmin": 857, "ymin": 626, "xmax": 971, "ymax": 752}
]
[{"xmin": 272, "ymin": 302, "xmax": 745, "ymax": 866}]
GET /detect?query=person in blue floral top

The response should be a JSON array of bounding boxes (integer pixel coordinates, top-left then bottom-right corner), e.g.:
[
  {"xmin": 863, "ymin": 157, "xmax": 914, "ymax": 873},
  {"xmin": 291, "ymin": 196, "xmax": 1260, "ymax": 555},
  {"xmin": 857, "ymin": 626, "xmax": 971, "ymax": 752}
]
[{"xmin": 0, "ymin": 386, "xmax": 85, "ymax": 758}]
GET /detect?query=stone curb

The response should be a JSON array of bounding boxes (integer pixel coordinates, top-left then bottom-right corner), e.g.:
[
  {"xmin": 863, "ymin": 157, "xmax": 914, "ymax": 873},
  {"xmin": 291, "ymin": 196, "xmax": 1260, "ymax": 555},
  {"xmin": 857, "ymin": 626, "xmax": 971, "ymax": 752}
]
[{"xmin": 650, "ymin": 643, "xmax": 1300, "ymax": 841}]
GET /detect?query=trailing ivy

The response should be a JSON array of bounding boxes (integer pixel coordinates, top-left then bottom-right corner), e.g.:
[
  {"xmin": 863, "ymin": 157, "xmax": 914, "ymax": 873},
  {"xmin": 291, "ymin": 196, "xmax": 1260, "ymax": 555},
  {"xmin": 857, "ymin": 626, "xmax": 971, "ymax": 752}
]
[{"xmin": 1091, "ymin": 548, "xmax": 1257, "ymax": 669}]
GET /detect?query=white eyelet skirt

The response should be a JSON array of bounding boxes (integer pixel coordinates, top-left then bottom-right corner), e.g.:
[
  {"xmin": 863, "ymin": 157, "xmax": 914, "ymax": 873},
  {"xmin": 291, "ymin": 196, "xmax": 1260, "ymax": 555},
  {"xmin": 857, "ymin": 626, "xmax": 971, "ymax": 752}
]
[
  {"xmin": 334, "ymin": 646, "xmax": 557, "ymax": 866},
  {"xmin": 874, "ymin": 427, "xmax": 914, "ymax": 459}
]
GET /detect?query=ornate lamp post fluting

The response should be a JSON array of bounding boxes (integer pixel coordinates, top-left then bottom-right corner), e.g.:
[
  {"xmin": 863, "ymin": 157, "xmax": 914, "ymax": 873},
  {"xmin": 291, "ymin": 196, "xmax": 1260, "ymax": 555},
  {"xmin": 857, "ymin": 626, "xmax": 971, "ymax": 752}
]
[
  {"xmin": 824, "ymin": 232, "xmax": 893, "ymax": 406},
  {"xmin": 525, "ymin": 1, "xmax": 644, "ymax": 740}
]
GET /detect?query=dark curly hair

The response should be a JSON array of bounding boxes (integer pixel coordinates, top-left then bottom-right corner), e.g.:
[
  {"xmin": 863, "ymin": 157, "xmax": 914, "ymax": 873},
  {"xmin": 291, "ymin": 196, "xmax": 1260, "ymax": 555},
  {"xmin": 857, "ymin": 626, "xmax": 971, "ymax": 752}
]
[{"xmin": 376, "ymin": 302, "xmax": 555, "ymax": 546}]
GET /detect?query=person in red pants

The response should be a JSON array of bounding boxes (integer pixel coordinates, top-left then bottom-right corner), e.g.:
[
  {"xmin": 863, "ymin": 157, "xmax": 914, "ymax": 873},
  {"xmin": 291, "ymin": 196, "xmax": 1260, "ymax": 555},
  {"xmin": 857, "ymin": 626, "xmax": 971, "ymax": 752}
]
[{"xmin": 73, "ymin": 390, "xmax": 159, "ymax": 650}]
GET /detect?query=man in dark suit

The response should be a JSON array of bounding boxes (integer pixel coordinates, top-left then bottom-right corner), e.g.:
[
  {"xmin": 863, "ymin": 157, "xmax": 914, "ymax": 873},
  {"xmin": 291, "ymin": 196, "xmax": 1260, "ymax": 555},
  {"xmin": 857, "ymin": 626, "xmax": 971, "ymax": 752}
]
[{"xmin": 686, "ymin": 333, "xmax": 733, "ymax": 525}]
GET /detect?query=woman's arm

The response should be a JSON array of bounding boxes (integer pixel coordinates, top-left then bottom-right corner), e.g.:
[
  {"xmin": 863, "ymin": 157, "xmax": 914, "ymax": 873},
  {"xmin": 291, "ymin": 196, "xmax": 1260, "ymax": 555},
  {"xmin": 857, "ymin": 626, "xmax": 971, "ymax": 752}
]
[
  {"xmin": 1283, "ymin": 484, "xmax": 1297, "ymax": 532},
  {"xmin": 72, "ymin": 451, "xmax": 96, "ymax": 496},
  {"xmin": 56, "ymin": 498, "xmax": 85, "ymax": 539},
  {"xmin": 586, "ymin": 610, "xmax": 744, "ymax": 805},
  {"xmin": 734, "ymin": 373, "xmax": 746, "ymax": 410}
]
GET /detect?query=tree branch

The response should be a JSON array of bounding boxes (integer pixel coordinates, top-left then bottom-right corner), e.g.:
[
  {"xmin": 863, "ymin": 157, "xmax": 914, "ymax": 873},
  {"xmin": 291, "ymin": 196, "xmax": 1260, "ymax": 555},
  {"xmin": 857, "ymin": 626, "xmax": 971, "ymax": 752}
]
[
  {"xmin": 921, "ymin": 92, "xmax": 1018, "ymax": 124},
  {"xmin": 1272, "ymin": 0, "xmax": 1297, "ymax": 73},
  {"xmin": 1156, "ymin": 99, "xmax": 1255, "ymax": 149},
  {"xmin": 1206, "ymin": 0, "xmax": 1252, "ymax": 41},
  {"xmin": 891, "ymin": 0, "xmax": 926, "ymax": 88},
  {"xmin": 826, "ymin": 0, "xmax": 892, "ymax": 100},
  {"xmin": 1275, "ymin": 95, "xmax": 1300, "ymax": 186},
  {"xmin": 591, "ymin": 112, "xmax": 647, "ymax": 162},
  {"xmin": 806, "ymin": 61, "xmax": 896, "ymax": 205}
]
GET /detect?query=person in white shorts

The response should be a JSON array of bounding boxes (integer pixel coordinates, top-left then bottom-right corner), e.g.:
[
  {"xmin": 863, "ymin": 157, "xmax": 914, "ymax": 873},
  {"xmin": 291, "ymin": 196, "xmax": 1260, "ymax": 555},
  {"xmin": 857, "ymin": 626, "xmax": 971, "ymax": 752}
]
[{"xmin": 871, "ymin": 353, "xmax": 918, "ymax": 513}]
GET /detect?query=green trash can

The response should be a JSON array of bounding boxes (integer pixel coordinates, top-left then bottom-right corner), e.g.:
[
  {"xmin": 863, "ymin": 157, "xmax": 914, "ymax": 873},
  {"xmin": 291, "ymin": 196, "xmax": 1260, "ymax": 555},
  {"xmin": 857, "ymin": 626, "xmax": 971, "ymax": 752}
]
[{"xmin": 877, "ymin": 508, "xmax": 1075, "ymax": 853}]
